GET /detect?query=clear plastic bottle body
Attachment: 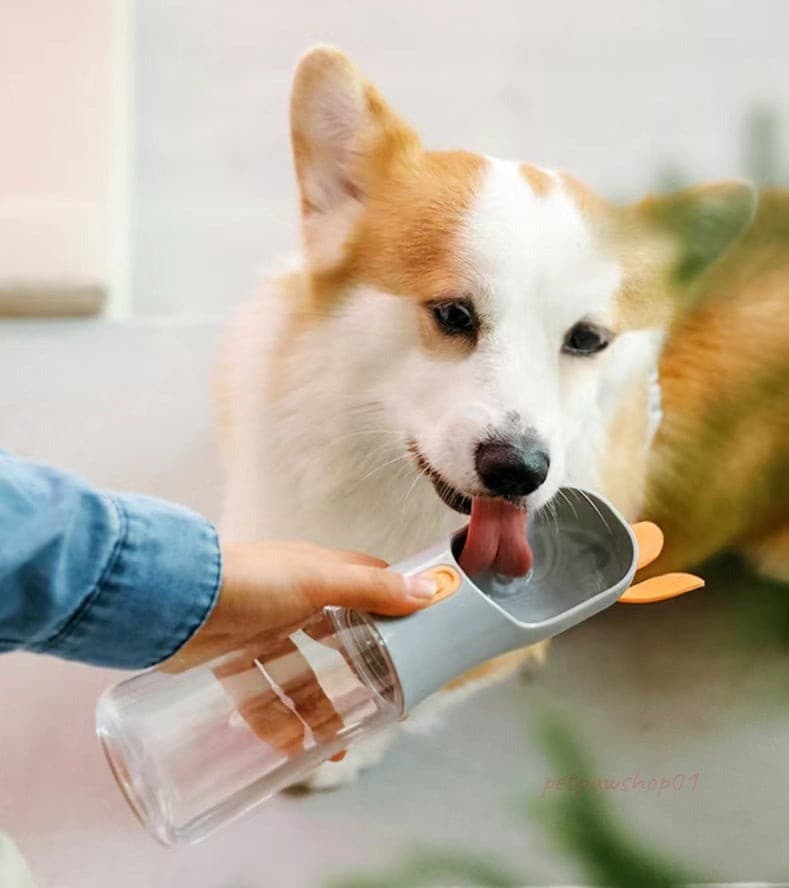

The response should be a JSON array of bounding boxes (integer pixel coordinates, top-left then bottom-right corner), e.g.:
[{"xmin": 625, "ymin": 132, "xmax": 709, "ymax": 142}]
[{"xmin": 96, "ymin": 608, "xmax": 403, "ymax": 845}]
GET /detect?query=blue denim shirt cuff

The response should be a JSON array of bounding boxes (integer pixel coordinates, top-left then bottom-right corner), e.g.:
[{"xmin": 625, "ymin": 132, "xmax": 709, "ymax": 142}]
[{"xmin": 41, "ymin": 494, "xmax": 222, "ymax": 669}]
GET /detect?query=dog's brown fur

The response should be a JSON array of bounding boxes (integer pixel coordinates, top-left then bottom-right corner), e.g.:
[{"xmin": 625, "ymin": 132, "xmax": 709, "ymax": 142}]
[{"xmin": 642, "ymin": 189, "xmax": 789, "ymax": 580}]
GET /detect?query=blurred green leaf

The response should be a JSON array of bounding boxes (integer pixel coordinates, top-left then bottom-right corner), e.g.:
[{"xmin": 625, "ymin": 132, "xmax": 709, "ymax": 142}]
[
  {"xmin": 531, "ymin": 714, "xmax": 700, "ymax": 888},
  {"xmin": 704, "ymin": 552, "xmax": 789, "ymax": 650},
  {"xmin": 326, "ymin": 846, "xmax": 522, "ymax": 888},
  {"xmin": 743, "ymin": 106, "xmax": 784, "ymax": 186},
  {"xmin": 328, "ymin": 712, "xmax": 711, "ymax": 887},
  {"xmin": 654, "ymin": 103, "xmax": 786, "ymax": 197}
]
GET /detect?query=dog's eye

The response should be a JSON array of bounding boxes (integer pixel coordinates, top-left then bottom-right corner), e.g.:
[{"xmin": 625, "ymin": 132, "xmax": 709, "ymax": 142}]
[
  {"xmin": 431, "ymin": 300, "xmax": 477, "ymax": 336},
  {"xmin": 562, "ymin": 322, "xmax": 611, "ymax": 356}
]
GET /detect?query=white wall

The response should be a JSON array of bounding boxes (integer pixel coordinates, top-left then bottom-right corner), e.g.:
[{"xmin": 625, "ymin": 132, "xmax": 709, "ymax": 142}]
[
  {"xmin": 132, "ymin": 0, "xmax": 789, "ymax": 316},
  {"xmin": 0, "ymin": 1, "xmax": 112, "ymax": 283},
  {"xmin": 1, "ymin": 320, "xmax": 222, "ymax": 518}
]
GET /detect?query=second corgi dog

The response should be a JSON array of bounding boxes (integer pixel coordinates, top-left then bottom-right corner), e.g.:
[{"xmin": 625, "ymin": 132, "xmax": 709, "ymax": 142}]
[{"xmin": 219, "ymin": 47, "xmax": 782, "ymax": 787}]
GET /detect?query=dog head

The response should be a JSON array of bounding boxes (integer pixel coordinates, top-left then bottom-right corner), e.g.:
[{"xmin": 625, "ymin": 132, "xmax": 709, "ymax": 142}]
[{"xmin": 289, "ymin": 46, "xmax": 756, "ymax": 537}]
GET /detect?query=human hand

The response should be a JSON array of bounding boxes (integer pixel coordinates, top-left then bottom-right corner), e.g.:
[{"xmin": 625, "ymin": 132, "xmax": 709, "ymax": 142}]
[
  {"xmin": 161, "ymin": 540, "xmax": 436, "ymax": 764},
  {"xmin": 163, "ymin": 539, "xmax": 436, "ymax": 671}
]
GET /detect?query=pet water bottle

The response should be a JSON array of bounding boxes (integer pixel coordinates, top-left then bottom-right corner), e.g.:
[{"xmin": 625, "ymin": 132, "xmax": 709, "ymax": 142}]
[
  {"xmin": 96, "ymin": 607, "xmax": 404, "ymax": 846},
  {"xmin": 97, "ymin": 488, "xmax": 685, "ymax": 847}
]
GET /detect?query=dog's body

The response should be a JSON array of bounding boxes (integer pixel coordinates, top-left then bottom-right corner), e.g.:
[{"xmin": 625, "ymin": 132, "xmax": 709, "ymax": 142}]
[
  {"xmin": 642, "ymin": 188, "xmax": 789, "ymax": 579},
  {"xmin": 219, "ymin": 48, "xmax": 787, "ymax": 786}
]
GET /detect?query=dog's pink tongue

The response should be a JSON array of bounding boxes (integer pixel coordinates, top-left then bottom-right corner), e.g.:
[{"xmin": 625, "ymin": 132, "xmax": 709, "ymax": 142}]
[{"xmin": 458, "ymin": 497, "xmax": 532, "ymax": 578}]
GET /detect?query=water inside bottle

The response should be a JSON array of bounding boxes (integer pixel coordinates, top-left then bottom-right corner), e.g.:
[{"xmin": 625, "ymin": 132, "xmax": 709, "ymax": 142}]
[{"xmin": 453, "ymin": 487, "xmax": 635, "ymax": 624}]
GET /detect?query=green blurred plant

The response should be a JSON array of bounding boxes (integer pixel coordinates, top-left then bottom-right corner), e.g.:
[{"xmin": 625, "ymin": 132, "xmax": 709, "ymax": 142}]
[
  {"xmin": 327, "ymin": 713, "xmax": 701, "ymax": 888},
  {"xmin": 705, "ymin": 553, "xmax": 789, "ymax": 649},
  {"xmin": 656, "ymin": 104, "xmax": 786, "ymax": 193},
  {"xmin": 530, "ymin": 715, "xmax": 699, "ymax": 888},
  {"xmin": 743, "ymin": 106, "xmax": 785, "ymax": 186},
  {"xmin": 326, "ymin": 848, "xmax": 521, "ymax": 888}
]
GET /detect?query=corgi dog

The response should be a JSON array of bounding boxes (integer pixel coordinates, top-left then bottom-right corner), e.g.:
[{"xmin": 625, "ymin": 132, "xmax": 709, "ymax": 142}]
[{"xmin": 219, "ymin": 47, "xmax": 787, "ymax": 786}]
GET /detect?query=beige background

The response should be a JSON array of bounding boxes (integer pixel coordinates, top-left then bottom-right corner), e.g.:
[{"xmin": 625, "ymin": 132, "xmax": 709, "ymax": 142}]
[
  {"xmin": 0, "ymin": 1, "xmax": 112, "ymax": 283},
  {"xmin": 131, "ymin": 0, "xmax": 789, "ymax": 316}
]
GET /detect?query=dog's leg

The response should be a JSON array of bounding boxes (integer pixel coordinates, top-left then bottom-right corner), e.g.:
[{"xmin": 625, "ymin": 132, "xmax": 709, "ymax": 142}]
[
  {"xmin": 442, "ymin": 642, "xmax": 549, "ymax": 692},
  {"xmin": 290, "ymin": 642, "xmax": 549, "ymax": 791},
  {"xmin": 401, "ymin": 643, "xmax": 548, "ymax": 736},
  {"xmin": 742, "ymin": 524, "xmax": 789, "ymax": 584},
  {"xmin": 292, "ymin": 726, "xmax": 400, "ymax": 791}
]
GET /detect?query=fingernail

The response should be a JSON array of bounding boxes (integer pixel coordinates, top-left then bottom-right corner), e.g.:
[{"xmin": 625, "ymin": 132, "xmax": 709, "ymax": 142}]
[{"xmin": 406, "ymin": 576, "xmax": 437, "ymax": 600}]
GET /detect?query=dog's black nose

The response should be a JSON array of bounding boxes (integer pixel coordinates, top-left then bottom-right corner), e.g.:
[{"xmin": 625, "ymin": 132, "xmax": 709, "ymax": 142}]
[{"xmin": 475, "ymin": 439, "xmax": 550, "ymax": 497}]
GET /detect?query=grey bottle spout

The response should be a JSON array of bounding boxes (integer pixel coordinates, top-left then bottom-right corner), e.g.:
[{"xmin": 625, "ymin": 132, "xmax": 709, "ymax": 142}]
[{"xmin": 373, "ymin": 488, "xmax": 637, "ymax": 710}]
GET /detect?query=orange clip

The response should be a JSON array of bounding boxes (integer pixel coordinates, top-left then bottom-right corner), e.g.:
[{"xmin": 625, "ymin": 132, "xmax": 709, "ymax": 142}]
[
  {"xmin": 632, "ymin": 522, "xmax": 665, "ymax": 570},
  {"xmin": 619, "ymin": 521, "xmax": 705, "ymax": 604},
  {"xmin": 619, "ymin": 572, "xmax": 705, "ymax": 604}
]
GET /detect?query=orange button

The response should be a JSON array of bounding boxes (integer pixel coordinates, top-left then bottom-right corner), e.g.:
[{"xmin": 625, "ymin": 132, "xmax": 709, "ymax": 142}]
[{"xmin": 422, "ymin": 565, "xmax": 461, "ymax": 605}]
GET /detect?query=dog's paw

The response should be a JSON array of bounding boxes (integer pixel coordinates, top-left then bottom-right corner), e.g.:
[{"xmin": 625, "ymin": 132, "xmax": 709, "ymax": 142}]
[
  {"xmin": 518, "ymin": 639, "xmax": 550, "ymax": 682},
  {"xmin": 743, "ymin": 526, "xmax": 789, "ymax": 584},
  {"xmin": 292, "ymin": 755, "xmax": 366, "ymax": 792},
  {"xmin": 285, "ymin": 729, "xmax": 397, "ymax": 793}
]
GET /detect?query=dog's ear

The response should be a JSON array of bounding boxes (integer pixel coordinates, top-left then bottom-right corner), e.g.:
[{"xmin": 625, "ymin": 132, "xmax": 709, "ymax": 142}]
[
  {"xmin": 635, "ymin": 181, "xmax": 757, "ymax": 284},
  {"xmin": 290, "ymin": 46, "xmax": 419, "ymax": 264}
]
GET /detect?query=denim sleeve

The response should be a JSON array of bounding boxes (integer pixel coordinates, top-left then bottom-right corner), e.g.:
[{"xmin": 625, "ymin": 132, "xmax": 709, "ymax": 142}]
[{"xmin": 0, "ymin": 452, "xmax": 221, "ymax": 668}]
